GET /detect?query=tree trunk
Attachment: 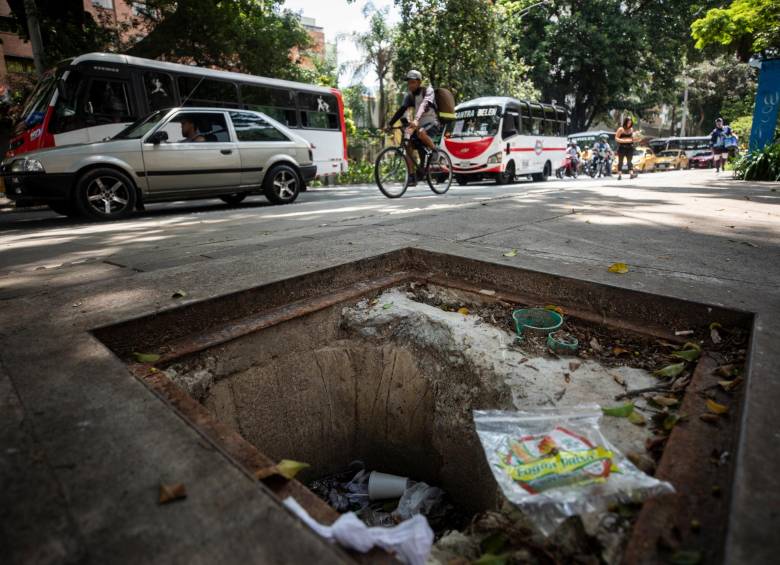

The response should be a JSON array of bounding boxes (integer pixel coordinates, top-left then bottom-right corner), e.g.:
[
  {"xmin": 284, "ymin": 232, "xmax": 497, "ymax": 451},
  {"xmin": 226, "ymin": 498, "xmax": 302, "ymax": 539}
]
[
  {"xmin": 23, "ymin": 0, "xmax": 44, "ymax": 75},
  {"xmin": 378, "ymin": 75, "xmax": 385, "ymax": 130},
  {"xmin": 668, "ymin": 106, "xmax": 676, "ymax": 137}
]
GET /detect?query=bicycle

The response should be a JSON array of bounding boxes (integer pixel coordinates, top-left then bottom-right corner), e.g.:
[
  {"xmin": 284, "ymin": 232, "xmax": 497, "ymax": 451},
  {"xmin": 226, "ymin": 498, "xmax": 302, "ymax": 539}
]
[{"xmin": 374, "ymin": 125, "xmax": 453, "ymax": 198}]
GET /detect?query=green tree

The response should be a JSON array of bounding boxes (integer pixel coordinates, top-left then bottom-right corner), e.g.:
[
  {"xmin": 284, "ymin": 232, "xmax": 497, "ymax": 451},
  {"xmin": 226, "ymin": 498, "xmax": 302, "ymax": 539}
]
[
  {"xmin": 684, "ymin": 57, "xmax": 756, "ymax": 133},
  {"xmin": 692, "ymin": 0, "xmax": 780, "ymax": 61},
  {"xmin": 125, "ymin": 0, "xmax": 312, "ymax": 81},
  {"xmin": 343, "ymin": 84, "xmax": 371, "ymax": 128},
  {"xmin": 343, "ymin": 3, "xmax": 395, "ymax": 128},
  {"xmin": 7, "ymin": 0, "xmax": 115, "ymax": 67},
  {"xmin": 392, "ymin": 0, "xmax": 536, "ymax": 101}
]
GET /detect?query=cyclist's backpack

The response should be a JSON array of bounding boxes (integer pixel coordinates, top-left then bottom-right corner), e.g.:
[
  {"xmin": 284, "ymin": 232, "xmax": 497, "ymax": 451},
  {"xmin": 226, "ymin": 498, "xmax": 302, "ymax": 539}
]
[{"xmin": 434, "ymin": 88, "xmax": 456, "ymax": 122}]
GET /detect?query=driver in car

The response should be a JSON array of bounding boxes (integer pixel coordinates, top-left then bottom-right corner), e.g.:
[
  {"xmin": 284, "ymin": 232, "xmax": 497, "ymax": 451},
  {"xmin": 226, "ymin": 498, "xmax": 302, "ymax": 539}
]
[{"xmin": 180, "ymin": 117, "xmax": 206, "ymax": 142}]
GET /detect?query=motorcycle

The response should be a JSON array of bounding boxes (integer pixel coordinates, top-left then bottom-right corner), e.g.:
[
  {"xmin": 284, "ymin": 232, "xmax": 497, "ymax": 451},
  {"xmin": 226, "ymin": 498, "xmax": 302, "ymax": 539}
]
[{"xmin": 555, "ymin": 154, "xmax": 578, "ymax": 178}]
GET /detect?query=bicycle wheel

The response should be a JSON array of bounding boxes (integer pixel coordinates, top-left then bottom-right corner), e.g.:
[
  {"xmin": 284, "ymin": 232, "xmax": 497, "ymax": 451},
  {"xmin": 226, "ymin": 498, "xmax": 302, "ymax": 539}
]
[
  {"xmin": 426, "ymin": 149, "xmax": 453, "ymax": 194},
  {"xmin": 375, "ymin": 147, "xmax": 409, "ymax": 198}
]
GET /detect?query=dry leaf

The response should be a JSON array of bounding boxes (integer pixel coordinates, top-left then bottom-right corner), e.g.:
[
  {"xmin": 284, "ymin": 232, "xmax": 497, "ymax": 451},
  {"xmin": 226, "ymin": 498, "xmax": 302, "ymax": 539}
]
[
  {"xmin": 699, "ymin": 413, "xmax": 720, "ymax": 425},
  {"xmin": 564, "ymin": 372, "xmax": 571, "ymax": 384},
  {"xmin": 589, "ymin": 337, "xmax": 603, "ymax": 353},
  {"xmin": 715, "ymin": 364, "xmax": 735, "ymax": 378},
  {"xmin": 718, "ymin": 378, "xmax": 743, "ymax": 392},
  {"xmin": 569, "ymin": 361, "xmax": 582, "ymax": 372},
  {"xmin": 612, "ymin": 346, "xmax": 629, "ymax": 356},
  {"xmin": 545, "ymin": 304, "xmax": 564, "ymax": 315},
  {"xmin": 706, "ymin": 399, "xmax": 728, "ymax": 415},
  {"xmin": 652, "ymin": 395, "xmax": 679, "ymax": 407},
  {"xmin": 628, "ymin": 411, "xmax": 646, "ymax": 426},
  {"xmin": 611, "ymin": 372, "xmax": 625, "ymax": 386},
  {"xmin": 457, "ymin": 307, "xmax": 470, "ymax": 316},
  {"xmin": 158, "ymin": 483, "xmax": 187, "ymax": 504},
  {"xmin": 608, "ymin": 262, "xmax": 629, "ymax": 274}
]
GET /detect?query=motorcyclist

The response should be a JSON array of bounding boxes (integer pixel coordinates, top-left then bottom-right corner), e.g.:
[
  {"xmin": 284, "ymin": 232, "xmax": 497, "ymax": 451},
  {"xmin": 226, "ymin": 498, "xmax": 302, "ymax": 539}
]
[{"xmin": 386, "ymin": 70, "xmax": 440, "ymax": 186}]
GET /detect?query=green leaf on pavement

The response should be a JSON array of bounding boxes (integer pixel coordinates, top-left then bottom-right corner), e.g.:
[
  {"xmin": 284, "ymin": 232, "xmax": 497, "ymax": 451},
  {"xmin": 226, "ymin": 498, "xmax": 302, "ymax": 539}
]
[
  {"xmin": 503, "ymin": 249, "xmax": 518, "ymax": 257},
  {"xmin": 382, "ymin": 303, "xmax": 393, "ymax": 310},
  {"xmin": 672, "ymin": 348, "xmax": 700, "ymax": 362},
  {"xmin": 602, "ymin": 403, "xmax": 634, "ymax": 417},
  {"xmin": 133, "ymin": 352, "xmax": 160, "ymax": 363},
  {"xmin": 607, "ymin": 262, "xmax": 629, "ymax": 274},
  {"xmin": 653, "ymin": 362, "xmax": 686, "ymax": 379},
  {"xmin": 628, "ymin": 411, "xmax": 646, "ymax": 426},
  {"xmin": 275, "ymin": 459, "xmax": 310, "ymax": 480}
]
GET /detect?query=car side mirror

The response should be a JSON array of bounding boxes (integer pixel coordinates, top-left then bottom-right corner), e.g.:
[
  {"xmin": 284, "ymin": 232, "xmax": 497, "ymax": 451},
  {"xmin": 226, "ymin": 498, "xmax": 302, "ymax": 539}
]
[{"xmin": 148, "ymin": 130, "xmax": 168, "ymax": 145}]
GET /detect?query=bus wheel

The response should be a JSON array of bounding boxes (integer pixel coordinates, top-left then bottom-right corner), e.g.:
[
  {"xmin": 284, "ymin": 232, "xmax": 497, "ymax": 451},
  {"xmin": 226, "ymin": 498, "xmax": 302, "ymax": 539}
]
[
  {"xmin": 531, "ymin": 162, "xmax": 551, "ymax": 182},
  {"xmin": 263, "ymin": 164, "xmax": 301, "ymax": 205},
  {"xmin": 496, "ymin": 161, "xmax": 515, "ymax": 185},
  {"xmin": 220, "ymin": 193, "xmax": 247, "ymax": 205},
  {"xmin": 455, "ymin": 175, "xmax": 469, "ymax": 186},
  {"xmin": 75, "ymin": 168, "xmax": 136, "ymax": 221}
]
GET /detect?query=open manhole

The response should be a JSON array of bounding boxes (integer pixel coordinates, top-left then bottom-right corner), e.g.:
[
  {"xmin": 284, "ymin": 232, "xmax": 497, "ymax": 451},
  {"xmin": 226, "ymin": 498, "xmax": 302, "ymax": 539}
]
[{"xmin": 95, "ymin": 249, "xmax": 751, "ymax": 564}]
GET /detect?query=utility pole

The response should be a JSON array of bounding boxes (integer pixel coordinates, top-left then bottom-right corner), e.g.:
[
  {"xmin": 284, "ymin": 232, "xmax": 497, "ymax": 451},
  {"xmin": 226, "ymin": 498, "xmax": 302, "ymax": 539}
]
[{"xmin": 23, "ymin": 0, "xmax": 45, "ymax": 76}]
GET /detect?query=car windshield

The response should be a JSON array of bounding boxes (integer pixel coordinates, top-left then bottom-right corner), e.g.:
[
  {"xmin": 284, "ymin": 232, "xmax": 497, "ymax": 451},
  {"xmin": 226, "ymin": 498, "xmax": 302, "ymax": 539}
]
[
  {"xmin": 446, "ymin": 107, "xmax": 501, "ymax": 138},
  {"xmin": 693, "ymin": 151, "xmax": 711, "ymax": 157},
  {"xmin": 112, "ymin": 110, "xmax": 167, "ymax": 140},
  {"xmin": 659, "ymin": 150, "xmax": 679, "ymax": 157}
]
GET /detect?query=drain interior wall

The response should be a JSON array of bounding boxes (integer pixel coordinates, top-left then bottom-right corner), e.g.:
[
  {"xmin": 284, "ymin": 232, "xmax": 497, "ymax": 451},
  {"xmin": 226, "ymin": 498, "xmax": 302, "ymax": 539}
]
[{"xmin": 176, "ymin": 303, "xmax": 508, "ymax": 513}]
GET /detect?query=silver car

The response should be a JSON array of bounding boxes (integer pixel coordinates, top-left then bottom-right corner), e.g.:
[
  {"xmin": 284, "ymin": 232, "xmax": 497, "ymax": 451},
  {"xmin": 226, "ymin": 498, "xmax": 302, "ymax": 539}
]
[{"xmin": 1, "ymin": 107, "xmax": 316, "ymax": 220}]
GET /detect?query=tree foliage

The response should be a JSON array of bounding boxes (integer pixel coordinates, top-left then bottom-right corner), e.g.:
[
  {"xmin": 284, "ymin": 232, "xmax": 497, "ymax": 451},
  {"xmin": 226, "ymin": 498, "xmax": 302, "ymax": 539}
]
[
  {"xmin": 692, "ymin": 0, "xmax": 780, "ymax": 62},
  {"xmin": 7, "ymin": 0, "xmax": 115, "ymax": 67},
  {"xmin": 392, "ymin": 0, "xmax": 537, "ymax": 101},
  {"xmin": 125, "ymin": 0, "xmax": 312, "ymax": 80},
  {"xmin": 684, "ymin": 57, "xmax": 755, "ymax": 133}
]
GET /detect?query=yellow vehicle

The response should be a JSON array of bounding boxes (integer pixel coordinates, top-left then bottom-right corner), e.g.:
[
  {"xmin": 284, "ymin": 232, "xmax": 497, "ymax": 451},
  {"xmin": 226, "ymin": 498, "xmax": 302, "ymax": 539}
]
[
  {"xmin": 612, "ymin": 147, "xmax": 656, "ymax": 174},
  {"xmin": 653, "ymin": 149, "xmax": 689, "ymax": 171}
]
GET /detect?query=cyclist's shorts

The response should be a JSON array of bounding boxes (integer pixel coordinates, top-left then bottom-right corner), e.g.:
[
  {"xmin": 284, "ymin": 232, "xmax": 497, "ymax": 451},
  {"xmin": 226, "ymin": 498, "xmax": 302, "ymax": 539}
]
[{"xmin": 412, "ymin": 122, "xmax": 441, "ymax": 148}]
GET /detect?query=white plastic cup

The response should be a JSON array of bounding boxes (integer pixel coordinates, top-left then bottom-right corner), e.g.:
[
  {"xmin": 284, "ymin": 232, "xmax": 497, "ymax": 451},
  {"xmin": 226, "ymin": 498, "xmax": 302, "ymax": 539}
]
[{"xmin": 368, "ymin": 471, "xmax": 409, "ymax": 500}]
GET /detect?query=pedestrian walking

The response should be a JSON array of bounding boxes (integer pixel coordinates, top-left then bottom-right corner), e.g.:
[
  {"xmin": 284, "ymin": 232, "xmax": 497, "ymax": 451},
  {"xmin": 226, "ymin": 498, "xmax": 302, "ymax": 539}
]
[
  {"xmin": 710, "ymin": 117, "xmax": 734, "ymax": 173},
  {"xmin": 614, "ymin": 117, "xmax": 638, "ymax": 180}
]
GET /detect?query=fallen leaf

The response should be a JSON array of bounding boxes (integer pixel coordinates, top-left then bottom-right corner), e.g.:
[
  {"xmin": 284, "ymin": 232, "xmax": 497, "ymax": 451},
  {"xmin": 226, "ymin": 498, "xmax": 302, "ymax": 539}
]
[
  {"xmin": 612, "ymin": 346, "xmax": 629, "ymax": 356},
  {"xmin": 158, "ymin": 483, "xmax": 187, "ymax": 504},
  {"xmin": 628, "ymin": 411, "xmax": 646, "ymax": 426},
  {"xmin": 473, "ymin": 552, "xmax": 508, "ymax": 565},
  {"xmin": 718, "ymin": 378, "xmax": 743, "ymax": 392},
  {"xmin": 255, "ymin": 459, "xmax": 311, "ymax": 481},
  {"xmin": 710, "ymin": 328, "xmax": 722, "ymax": 344},
  {"xmin": 171, "ymin": 290, "xmax": 187, "ymax": 299},
  {"xmin": 706, "ymin": 399, "xmax": 728, "ymax": 415},
  {"xmin": 607, "ymin": 262, "xmax": 629, "ymax": 274},
  {"xmin": 545, "ymin": 304, "xmax": 564, "ymax": 315},
  {"xmin": 457, "ymin": 307, "xmax": 470, "ymax": 316},
  {"xmin": 589, "ymin": 337, "xmax": 603, "ymax": 353},
  {"xmin": 671, "ymin": 549, "xmax": 702, "ymax": 565},
  {"xmin": 479, "ymin": 289, "xmax": 496, "ymax": 296},
  {"xmin": 651, "ymin": 395, "xmax": 679, "ymax": 407},
  {"xmin": 369, "ymin": 298, "xmax": 379, "ymax": 306},
  {"xmin": 382, "ymin": 303, "xmax": 393, "ymax": 310},
  {"xmin": 611, "ymin": 372, "xmax": 625, "ymax": 386},
  {"xmin": 663, "ymin": 414, "xmax": 681, "ymax": 431},
  {"xmin": 569, "ymin": 361, "xmax": 582, "ymax": 372},
  {"xmin": 671, "ymin": 347, "xmax": 701, "ymax": 362},
  {"xmin": 690, "ymin": 518, "xmax": 701, "ymax": 532},
  {"xmin": 563, "ymin": 372, "xmax": 571, "ymax": 384},
  {"xmin": 503, "ymin": 249, "xmax": 518, "ymax": 257},
  {"xmin": 653, "ymin": 362, "xmax": 686, "ymax": 379},
  {"xmin": 602, "ymin": 403, "xmax": 634, "ymax": 417},
  {"xmin": 715, "ymin": 364, "xmax": 735, "ymax": 378},
  {"xmin": 700, "ymin": 413, "xmax": 720, "ymax": 425},
  {"xmin": 133, "ymin": 352, "xmax": 160, "ymax": 364}
]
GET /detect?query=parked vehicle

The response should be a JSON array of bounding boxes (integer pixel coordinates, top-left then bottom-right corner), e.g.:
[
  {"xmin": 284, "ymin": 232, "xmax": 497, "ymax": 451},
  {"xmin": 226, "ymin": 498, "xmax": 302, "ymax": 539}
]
[
  {"xmin": 5, "ymin": 52, "xmax": 347, "ymax": 189},
  {"xmin": 442, "ymin": 96, "xmax": 567, "ymax": 185},
  {"xmin": 633, "ymin": 147, "xmax": 657, "ymax": 172},
  {"xmin": 648, "ymin": 137, "xmax": 709, "ymax": 164},
  {"xmin": 689, "ymin": 150, "xmax": 715, "ymax": 169},
  {"xmin": 1, "ymin": 107, "xmax": 316, "ymax": 220},
  {"xmin": 653, "ymin": 149, "xmax": 689, "ymax": 171}
]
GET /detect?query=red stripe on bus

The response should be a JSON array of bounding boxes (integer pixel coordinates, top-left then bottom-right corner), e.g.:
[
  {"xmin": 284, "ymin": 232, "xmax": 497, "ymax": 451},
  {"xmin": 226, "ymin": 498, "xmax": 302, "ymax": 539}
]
[
  {"xmin": 331, "ymin": 87, "xmax": 348, "ymax": 162},
  {"xmin": 510, "ymin": 147, "xmax": 566, "ymax": 152}
]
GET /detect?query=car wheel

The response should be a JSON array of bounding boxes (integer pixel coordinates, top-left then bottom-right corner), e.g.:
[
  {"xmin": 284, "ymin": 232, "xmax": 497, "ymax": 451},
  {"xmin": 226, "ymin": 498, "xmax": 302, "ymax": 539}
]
[
  {"xmin": 263, "ymin": 164, "xmax": 300, "ymax": 205},
  {"xmin": 75, "ymin": 168, "xmax": 136, "ymax": 221},
  {"xmin": 220, "ymin": 193, "xmax": 247, "ymax": 205},
  {"xmin": 47, "ymin": 200, "xmax": 81, "ymax": 218}
]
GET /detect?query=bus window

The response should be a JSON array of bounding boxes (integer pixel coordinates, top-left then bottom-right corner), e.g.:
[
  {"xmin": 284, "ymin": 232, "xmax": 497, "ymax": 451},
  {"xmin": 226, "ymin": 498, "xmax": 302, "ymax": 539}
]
[
  {"xmin": 240, "ymin": 84, "xmax": 297, "ymax": 127},
  {"xmin": 144, "ymin": 72, "xmax": 176, "ymax": 111},
  {"xmin": 556, "ymin": 108, "xmax": 567, "ymax": 136},
  {"xmin": 178, "ymin": 76, "xmax": 239, "ymax": 108},
  {"xmin": 530, "ymin": 104, "xmax": 543, "ymax": 135},
  {"xmin": 83, "ymin": 79, "xmax": 133, "ymax": 124},
  {"xmin": 298, "ymin": 92, "xmax": 339, "ymax": 130},
  {"xmin": 502, "ymin": 111, "xmax": 520, "ymax": 139}
]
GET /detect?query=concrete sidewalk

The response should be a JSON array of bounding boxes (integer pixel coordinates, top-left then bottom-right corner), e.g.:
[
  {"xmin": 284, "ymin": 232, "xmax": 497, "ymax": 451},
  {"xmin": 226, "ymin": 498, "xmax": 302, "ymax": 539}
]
[{"xmin": 1, "ymin": 171, "xmax": 779, "ymax": 563}]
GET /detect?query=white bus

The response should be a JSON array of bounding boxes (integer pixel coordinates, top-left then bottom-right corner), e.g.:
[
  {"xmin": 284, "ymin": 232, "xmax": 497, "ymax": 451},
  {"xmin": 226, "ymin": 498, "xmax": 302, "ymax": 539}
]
[
  {"xmin": 6, "ymin": 52, "xmax": 348, "ymax": 179},
  {"xmin": 441, "ymin": 96, "xmax": 567, "ymax": 185}
]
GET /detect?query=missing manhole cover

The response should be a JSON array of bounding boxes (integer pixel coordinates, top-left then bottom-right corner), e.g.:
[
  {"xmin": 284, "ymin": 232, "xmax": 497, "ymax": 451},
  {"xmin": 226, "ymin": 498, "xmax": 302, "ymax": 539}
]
[{"xmin": 95, "ymin": 249, "xmax": 750, "ymax": 564}]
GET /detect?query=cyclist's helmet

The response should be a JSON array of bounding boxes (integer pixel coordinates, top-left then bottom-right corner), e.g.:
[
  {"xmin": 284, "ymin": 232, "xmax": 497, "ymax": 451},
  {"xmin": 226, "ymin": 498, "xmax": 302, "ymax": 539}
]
[
  {"xmin": 406, "ymin": 70, "xmax": 423, "ymax": 81},
  {"xmin": 599, "ymin": 134, "xmax": 608, "ymax": 141}
]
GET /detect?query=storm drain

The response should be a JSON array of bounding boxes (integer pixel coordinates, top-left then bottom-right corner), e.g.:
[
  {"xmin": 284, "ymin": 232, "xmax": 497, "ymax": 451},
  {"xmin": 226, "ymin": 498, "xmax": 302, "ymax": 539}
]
[{"xmin": 94, "ymin": 249, "xmax": 751, "ymax": 563}]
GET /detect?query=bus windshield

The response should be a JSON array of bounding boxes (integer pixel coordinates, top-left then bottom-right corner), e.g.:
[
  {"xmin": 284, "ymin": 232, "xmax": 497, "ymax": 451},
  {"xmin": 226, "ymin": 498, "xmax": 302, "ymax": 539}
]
[
  {"xmin": 112, "ymin": 110, "xmax": 167, "ymax": 140},
  {"xmin": 19, "ymin": 72, "xmax": 57, "ymax": 128},
  {"xmin": 446, "ymin": 107, "xmax": 501, "ymax": 138}
]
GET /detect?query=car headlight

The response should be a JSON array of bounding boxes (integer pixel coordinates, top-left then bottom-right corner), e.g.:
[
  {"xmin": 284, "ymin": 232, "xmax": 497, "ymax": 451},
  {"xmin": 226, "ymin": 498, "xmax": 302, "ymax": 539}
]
[
  {"xmin": 486, "ymin": 152, "xmax": 503, "ymax": 164},
  {"xmin": 11, "ymin": 159, "xmax": 45, "ymax": 173}
]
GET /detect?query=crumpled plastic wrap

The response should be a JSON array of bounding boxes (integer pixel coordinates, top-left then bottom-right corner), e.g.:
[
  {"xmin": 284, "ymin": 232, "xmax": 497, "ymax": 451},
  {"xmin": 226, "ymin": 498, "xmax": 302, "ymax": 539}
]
[{"xmin": 473, "ymin": 404, "xmax": 674, "ymax": 536}]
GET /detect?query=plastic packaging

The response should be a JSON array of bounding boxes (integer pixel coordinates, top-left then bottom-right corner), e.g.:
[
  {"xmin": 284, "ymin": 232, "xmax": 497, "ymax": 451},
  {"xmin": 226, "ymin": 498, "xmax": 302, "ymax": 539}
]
[
  {"xmin": 393, "ymin": 482, "xmax": 445, "ymax": 521},
  {"xmin": 473, "ymin": 404, "xmax": 674, "ymax": 536}
]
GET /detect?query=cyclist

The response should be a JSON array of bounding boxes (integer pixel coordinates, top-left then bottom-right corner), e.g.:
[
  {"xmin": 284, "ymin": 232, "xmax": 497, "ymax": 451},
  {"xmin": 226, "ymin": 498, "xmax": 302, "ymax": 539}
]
[
  {"xmin": 386, "ymin": 70, "xmax": 440, "ymax": 186},
  {"xmin": 592, "ymin": 134, "xmax": 612, "ymax": 177}
]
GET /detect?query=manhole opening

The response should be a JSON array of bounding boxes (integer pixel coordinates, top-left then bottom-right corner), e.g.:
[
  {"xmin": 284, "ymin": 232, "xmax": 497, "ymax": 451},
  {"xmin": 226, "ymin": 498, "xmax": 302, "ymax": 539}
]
[{"xmin": 94, "ymin": 250, "xmax": 752, "ymax": 562}]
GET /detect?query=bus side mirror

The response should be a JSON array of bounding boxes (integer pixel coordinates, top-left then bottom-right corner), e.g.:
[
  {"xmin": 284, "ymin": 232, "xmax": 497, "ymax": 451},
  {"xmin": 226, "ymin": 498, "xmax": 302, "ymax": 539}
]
[{"xmin": 148, "ymin": 131, "xmax": 168, "ymax": 145}]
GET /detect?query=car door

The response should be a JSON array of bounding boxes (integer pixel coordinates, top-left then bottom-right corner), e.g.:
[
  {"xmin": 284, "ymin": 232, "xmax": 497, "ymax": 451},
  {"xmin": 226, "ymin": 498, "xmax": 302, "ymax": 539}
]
[
  {"xmin": 228, "ymin": 110, "xmax": 298, "ymax": 187},
  {"xmin": 142, "ymin": 110, "xmax": 241, "ymax": 197}
]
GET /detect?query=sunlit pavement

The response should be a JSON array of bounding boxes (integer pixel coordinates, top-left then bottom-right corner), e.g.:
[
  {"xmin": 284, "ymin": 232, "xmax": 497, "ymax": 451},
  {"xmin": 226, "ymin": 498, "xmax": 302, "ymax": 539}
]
[{"xmin": 1, "ymin": 169, "xmax": 778, "ymax": 301}]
